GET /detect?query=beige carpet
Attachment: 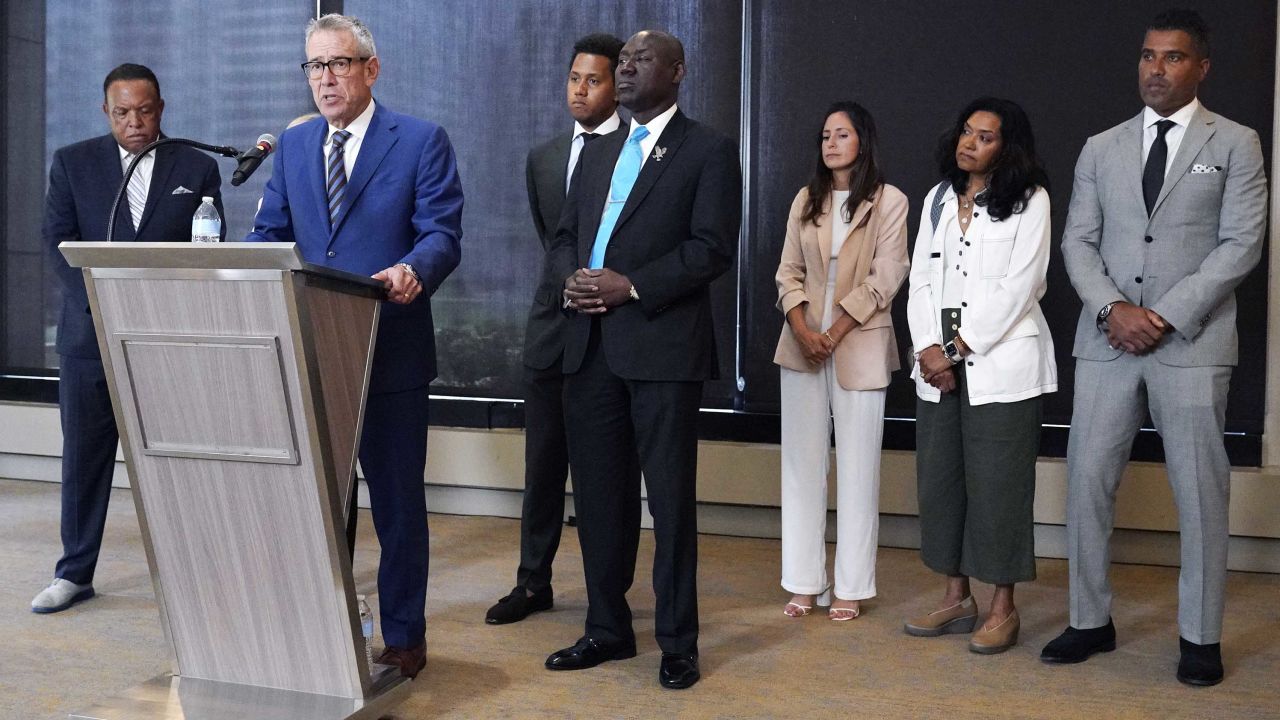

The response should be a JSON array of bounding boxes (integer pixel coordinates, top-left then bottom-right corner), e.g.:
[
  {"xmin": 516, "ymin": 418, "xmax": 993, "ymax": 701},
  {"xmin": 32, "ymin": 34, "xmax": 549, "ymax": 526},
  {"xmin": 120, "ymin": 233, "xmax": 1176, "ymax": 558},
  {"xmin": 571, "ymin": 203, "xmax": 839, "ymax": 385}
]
[{"xmin": 2, "ymin": 477, "xmax": 1278, "ymax": 720}]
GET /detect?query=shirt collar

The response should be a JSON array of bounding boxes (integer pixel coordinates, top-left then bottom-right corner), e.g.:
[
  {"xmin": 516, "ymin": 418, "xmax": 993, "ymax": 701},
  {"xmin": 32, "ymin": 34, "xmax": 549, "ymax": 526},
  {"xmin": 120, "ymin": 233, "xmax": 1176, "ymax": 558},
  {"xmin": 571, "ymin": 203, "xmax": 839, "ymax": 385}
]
[
  {"xmin": 326, "ymin": 98, "xmax": 376, "ymax": 146},
  {"xmin": 629, "ymin": 103, "xmax": 678, "ymax": 141},
  {"xmin": 573, "ymin": 111, "xmax": 621, "ymax": 140},
  {"xmin": 117, "ymin": 142, "xmax": 157, "ymax": 160},
  {"xmin": 1143, "ymin": 97, "xmax": 1200, "ymax": 130}
]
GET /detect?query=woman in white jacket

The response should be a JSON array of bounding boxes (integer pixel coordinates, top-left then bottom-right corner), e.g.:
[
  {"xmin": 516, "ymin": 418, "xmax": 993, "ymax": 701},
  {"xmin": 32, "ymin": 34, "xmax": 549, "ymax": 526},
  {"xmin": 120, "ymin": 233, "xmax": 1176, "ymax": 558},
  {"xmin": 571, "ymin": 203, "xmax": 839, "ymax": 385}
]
[{"xmin": 903, "ymin": 97, "xmax": 1056, "ymax": 654}]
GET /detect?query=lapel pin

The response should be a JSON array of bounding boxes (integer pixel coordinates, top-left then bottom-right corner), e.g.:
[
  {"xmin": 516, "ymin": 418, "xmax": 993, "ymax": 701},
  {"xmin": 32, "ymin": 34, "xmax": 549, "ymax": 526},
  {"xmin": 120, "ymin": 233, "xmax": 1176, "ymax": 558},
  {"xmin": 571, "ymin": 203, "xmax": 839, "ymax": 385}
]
[{"xmin": 652, "ymin": 146, "xmax": 667, "ymax": 162}]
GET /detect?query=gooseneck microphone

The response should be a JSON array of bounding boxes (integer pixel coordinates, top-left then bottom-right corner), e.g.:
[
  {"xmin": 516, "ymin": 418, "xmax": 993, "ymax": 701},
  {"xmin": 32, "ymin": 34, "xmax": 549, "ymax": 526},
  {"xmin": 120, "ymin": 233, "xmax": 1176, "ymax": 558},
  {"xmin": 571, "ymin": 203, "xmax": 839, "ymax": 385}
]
[
  {"xmin": 230, "ymin": 134, "xmax": 277, "ymax": 187},
  {"xmin": 106, "ymin": 137, "xmax": 241, "ymax": 244}
]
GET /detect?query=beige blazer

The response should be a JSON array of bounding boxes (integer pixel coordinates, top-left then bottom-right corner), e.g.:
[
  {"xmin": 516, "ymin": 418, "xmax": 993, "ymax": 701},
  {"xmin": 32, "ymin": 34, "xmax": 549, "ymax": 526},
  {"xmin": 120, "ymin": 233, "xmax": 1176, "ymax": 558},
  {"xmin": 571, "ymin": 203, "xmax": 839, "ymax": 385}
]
[{"xmin": 774, "ymin": 184, "xmax": 910, "ymax": 390}]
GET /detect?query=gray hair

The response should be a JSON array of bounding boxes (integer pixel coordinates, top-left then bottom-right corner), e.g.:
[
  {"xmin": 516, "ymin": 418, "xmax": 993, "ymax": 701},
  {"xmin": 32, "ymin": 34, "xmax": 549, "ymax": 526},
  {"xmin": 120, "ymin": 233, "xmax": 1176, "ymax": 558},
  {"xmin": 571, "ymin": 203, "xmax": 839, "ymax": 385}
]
[{"xmin": 306, "ymin": 13, "xmax": 377, "ymax": 58}]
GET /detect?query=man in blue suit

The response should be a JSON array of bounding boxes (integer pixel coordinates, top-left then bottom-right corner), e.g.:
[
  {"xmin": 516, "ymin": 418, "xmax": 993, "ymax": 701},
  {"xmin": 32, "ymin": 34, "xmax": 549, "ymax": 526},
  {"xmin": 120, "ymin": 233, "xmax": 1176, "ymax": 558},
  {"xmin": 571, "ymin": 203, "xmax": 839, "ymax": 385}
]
[
  {"xmin": 246, "ymin": 13, "xmax": 464, "ymax": 679},
  {"xmin": 33, "ymin": 63, "xmax": 223, "ymax": 615}
]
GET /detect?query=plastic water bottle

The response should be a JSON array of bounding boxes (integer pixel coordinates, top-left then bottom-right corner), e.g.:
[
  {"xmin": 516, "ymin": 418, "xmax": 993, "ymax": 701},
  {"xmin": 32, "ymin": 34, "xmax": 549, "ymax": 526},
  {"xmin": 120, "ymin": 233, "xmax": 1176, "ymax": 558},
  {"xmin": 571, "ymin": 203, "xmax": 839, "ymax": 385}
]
[
  {"xmin": 357, "ymin": 595, "xmax": 374, "ymax": 670},
  {"xmin": 191, "ymin": 196, "xmax": 221, "ymax": 243}
]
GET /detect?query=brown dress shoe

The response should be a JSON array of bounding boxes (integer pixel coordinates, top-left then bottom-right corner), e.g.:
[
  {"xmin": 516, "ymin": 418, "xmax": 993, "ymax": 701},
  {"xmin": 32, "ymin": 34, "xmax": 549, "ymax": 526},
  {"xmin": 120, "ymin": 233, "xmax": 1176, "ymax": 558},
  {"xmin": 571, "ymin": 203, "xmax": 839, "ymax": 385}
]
[
  {"xmin": 376, "ymin": 643, "xmax": 427, "ymax": 679},
  {"xmin": 969, "ymin": 609, "xmax": 1020, "ymax": 654},
  {"xmin": 904, "ymin": 596, "xmax": 978, "ymax": 637}
]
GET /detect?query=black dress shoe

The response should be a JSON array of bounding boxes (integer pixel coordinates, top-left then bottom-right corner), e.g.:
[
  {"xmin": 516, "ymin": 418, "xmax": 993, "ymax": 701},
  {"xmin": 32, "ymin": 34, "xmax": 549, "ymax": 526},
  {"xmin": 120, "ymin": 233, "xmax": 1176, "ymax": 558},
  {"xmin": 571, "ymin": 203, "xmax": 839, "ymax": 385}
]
[
  {"xmin": 1177, "ymin": 637, "xmax": 1224, "ymax": 686},
  {"xmin": 1041, "ymin": 619, "xmax": 1117, "ymax": 664},
  {"xmin": 485, "ymin": 586, "xmax": 553, "ymax": 625},
  {"xmin": 545, "ymin": 636, "xmax": 637, "ymax": 671},
  {"xmin": 659, "ymin": 652, "xmax": 700, "ymax": 689}
]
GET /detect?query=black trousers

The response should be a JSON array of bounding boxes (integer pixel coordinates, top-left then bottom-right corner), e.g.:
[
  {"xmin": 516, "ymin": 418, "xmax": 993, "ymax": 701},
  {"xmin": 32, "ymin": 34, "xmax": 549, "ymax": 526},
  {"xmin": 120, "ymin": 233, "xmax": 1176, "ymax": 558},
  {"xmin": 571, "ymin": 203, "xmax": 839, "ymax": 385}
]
[
  {"xmin": 514, "ymin": 362, "xmax": 571, "ymax": 593},
  {"xmin": 564, "ymin": 323, "xmax": 702, "ymax": 655}
]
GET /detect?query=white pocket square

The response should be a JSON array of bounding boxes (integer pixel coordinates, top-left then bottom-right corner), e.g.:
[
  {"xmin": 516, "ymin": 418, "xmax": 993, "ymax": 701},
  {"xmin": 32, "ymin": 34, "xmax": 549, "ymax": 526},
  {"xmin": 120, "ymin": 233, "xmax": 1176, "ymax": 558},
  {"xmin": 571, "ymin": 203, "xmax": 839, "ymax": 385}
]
[
  {"xmin": 171, "ymin": 185, "xmax": 194, "ymax": 194},
  {"xmin": 1190, "ymin": 164, "xmax": 1222, "ymax": 174}
]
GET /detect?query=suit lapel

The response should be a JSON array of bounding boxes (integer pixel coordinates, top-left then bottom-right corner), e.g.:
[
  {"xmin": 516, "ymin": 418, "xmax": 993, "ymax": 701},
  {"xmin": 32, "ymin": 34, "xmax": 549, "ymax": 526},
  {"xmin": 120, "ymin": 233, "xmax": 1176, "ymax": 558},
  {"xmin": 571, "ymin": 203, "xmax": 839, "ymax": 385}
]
[
  {"xmin": 550, "ymin": 133, "xmax": 572, "ymax": 197},
  {"xmin": 332, "ymin": 105, "xmax": 399, "ymax": 236},
  {"xmin": 1152, "ymin": 106, "xmax": 1216, "ymax": 217},
  {"xmin": 610, "ymin": 111, "xmax": 690, "ymax": 240},
  {"xmin": 1116, "ymin": 112, "xmax": 1146, "ymax": 215},
  {"xmin": 305, "ymin": 121, "xmax": 330, "ymax": 234},
  {"xmin": 135, "ymin": 141, "xmax": 176, "ymax": 239}
]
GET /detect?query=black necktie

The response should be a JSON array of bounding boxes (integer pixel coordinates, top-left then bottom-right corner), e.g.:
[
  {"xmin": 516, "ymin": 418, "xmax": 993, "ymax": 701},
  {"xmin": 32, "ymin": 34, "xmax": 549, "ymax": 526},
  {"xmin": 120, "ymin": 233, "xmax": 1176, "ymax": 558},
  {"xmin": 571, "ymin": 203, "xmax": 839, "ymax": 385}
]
[
  {"xmin": 1142, "ymin": 119, "xmax": 1176, "ymax": 216},
  {"xmin": 581, "ymin": 132, "xmax": 599, "ymax": 143}
]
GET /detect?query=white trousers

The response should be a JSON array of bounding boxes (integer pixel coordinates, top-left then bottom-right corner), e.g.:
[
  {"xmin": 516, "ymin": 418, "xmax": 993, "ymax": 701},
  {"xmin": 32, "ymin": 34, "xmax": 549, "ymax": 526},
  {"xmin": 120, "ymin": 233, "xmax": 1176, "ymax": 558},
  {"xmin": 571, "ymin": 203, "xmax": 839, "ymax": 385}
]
[{"xmin": 779, "ymin": 364, "xmax": 885, "ymax": 601}]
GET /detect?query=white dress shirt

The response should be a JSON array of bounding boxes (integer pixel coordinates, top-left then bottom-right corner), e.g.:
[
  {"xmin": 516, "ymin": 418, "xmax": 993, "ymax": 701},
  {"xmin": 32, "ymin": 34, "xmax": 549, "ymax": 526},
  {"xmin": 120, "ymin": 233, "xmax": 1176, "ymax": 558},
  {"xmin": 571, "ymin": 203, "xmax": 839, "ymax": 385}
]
[
  {"xmin": 323, "ymin": 98, "xmax": 376, "ymax": 179},
  {"xmin": 118, "ymin": 144, "xmax": 155, "ymax": 229},
  {"xmin": 567, "ymin": 112, "xmax": 621, "ymax": 193},
  {"xmin": 1142, "ymin": 97, "xmax": 1200, "ymax": 177}
]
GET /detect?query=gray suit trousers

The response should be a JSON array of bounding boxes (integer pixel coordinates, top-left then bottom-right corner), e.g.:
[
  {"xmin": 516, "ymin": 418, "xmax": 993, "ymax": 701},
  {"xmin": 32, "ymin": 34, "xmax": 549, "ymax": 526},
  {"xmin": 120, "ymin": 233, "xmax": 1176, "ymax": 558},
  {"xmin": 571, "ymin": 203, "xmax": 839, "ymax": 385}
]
[{"xmin": 1067, "ymin": 355, "xmax": 1230, "ymax": 644}]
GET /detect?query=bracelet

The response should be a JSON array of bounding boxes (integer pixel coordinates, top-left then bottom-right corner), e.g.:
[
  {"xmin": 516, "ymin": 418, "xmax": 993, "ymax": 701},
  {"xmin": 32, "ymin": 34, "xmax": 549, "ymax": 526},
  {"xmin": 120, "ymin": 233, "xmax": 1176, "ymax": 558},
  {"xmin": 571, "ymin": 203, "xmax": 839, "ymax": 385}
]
[{"xmin": 822, "ymin": 331, "xmax": 835, "ymax": 343}]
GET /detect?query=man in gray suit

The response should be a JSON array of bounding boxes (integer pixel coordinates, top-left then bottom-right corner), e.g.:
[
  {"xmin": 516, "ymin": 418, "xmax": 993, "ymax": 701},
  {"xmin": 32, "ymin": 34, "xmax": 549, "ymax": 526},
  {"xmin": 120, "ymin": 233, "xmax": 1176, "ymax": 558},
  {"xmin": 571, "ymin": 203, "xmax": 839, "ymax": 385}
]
[
  {"xmin": 485, "ymin": 33, "xmax": 630, "ymax": 625},
  {"xmin": 1043, "ymin": 9, "xmax": 1268, "ymax": 686}
]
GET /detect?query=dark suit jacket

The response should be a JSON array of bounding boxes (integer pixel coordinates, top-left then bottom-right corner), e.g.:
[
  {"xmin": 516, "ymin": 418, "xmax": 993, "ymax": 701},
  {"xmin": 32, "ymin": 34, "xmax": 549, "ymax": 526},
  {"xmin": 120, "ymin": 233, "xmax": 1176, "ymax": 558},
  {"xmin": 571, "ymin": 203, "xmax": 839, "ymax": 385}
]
[
  {"xmin": 522, "ymin": 132, "xmax": 573, "ymax": 370},
  {"xmin": 546, "ymin": 110, "xmax": 741, "ymax": 381},
  {"xmin": 247, "ymin": 102, "xmax": 464, "ymax": 393},
  {"xmin": 43, "ymin": 134, "xmax": 224, "ymax": 359}
]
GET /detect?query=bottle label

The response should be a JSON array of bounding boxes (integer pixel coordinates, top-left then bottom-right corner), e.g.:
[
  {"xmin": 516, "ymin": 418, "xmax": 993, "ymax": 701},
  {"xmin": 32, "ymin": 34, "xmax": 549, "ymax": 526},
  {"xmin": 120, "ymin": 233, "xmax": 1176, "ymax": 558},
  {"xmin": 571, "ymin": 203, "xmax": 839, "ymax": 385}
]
[{"xmin": 192, "ymin": 219, "xmax": 220, "ymax": 236}]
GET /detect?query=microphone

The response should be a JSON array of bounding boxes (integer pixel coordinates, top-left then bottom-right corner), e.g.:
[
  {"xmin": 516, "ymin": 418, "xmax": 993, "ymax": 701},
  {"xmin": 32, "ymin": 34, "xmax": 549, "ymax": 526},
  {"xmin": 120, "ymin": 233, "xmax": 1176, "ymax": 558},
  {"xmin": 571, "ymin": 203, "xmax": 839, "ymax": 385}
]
[{"xmin": 230, "ymin": 133, "xmax": 277, "ymax": 186}]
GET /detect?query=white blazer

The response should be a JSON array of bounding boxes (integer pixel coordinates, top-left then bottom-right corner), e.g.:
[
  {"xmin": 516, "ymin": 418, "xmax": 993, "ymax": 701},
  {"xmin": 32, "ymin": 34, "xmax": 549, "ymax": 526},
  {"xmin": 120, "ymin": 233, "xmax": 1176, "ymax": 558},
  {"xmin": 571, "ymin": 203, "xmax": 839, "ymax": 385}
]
[{"xmin": 906, "ymin": 184, "xmax": 1057, "ymax": 405}]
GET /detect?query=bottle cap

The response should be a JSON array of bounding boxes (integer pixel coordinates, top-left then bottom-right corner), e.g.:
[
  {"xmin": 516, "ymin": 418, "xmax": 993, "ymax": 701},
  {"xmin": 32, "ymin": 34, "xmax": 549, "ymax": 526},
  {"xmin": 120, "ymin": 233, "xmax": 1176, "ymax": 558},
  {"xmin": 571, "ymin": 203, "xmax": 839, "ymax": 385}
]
[{"xmin": 202, "ymin": 196, "xmax": 213, "ymax": 202}]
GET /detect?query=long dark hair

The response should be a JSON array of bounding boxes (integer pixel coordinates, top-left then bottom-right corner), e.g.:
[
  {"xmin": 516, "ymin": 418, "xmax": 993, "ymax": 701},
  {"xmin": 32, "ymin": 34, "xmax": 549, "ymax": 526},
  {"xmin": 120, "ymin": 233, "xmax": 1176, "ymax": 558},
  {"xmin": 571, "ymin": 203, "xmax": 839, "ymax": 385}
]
[
  {"xmin": 801, "ymin": 101, "xmax": 884, "ymax": 226},
  {"xmin": 935, "ymin": 97, "xmax": 1049, "ymax": 221}
]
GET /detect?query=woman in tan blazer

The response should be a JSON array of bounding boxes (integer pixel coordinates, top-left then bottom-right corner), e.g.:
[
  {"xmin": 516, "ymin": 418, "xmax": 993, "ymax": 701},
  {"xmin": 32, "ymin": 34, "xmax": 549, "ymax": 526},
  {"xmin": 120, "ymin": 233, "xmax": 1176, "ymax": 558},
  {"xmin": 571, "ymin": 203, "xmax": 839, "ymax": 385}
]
[{"xmin": 774, "ymin": 101, "xmax": 909, "ymax": 621}]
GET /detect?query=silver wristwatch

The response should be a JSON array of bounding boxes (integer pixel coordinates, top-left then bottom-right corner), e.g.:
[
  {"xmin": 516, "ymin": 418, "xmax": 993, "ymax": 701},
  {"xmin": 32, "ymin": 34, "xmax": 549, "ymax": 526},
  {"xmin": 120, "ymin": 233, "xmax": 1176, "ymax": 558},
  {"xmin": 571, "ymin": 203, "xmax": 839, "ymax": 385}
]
[
  {"xmin": 942, "ymin": 340, "xmax": 963, "ymax": 365},
  {"xmin": 1096, "ymin": 301, "xmax": 1116, "ymax": 331}
]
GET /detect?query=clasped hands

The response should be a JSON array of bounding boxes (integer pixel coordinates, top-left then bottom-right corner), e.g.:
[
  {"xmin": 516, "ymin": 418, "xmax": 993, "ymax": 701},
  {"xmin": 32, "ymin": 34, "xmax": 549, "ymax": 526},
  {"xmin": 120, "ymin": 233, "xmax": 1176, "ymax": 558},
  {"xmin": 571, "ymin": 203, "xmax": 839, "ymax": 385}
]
[
  {"xmin": 918, "ymin": 344, "xmax": 958, "ymax": 393},
  {"xmin": 372, "ymin": 264, "xmax": 421, "ymax": 305},
  {"xmin": 1106, "ymin": 301, "xmax": 1170, "ymax": 355},
  {"xmin": 563, "ymin": 268, "xmax": 633, "ymax": 314}
]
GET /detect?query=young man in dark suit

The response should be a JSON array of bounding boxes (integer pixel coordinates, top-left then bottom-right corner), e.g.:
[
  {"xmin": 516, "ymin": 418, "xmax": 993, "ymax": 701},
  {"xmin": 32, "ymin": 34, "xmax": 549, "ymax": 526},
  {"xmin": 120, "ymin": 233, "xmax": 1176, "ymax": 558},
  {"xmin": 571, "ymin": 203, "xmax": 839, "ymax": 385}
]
[
  {"xmin": 543, "ymin": 30, "xmax": 742, "ymax": 689},
  {"xmin": 34, "ymin": 63, "xmax": 224, "ymax": 614},
  {"xmin": 486, "ymin": 33, "xmax": 632, "ymax": 625}
]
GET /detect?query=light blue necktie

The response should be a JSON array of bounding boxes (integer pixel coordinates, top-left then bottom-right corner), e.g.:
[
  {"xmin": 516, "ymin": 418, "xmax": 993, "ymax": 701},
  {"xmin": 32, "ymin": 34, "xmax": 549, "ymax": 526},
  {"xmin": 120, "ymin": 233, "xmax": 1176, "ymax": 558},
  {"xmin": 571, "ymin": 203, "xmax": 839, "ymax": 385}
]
[{"xmin": 589, "ymin": 125, "xmax": 650, "ymax": 268}]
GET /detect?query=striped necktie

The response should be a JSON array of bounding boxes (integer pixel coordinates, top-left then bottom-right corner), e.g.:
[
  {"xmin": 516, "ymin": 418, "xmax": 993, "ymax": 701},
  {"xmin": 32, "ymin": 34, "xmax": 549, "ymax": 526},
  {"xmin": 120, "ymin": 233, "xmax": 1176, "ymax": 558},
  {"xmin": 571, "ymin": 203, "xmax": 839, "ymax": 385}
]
[
  {"xmin": 124, "ymin": 154, "xmax": 148, "ymax": 231},
  {"xmin": 327, "ymin": 130, "xmax": 352, "ymax": 227},
  {"xmin": 588, "ymin": 125, "xmax": 649, "ymax": 268}
]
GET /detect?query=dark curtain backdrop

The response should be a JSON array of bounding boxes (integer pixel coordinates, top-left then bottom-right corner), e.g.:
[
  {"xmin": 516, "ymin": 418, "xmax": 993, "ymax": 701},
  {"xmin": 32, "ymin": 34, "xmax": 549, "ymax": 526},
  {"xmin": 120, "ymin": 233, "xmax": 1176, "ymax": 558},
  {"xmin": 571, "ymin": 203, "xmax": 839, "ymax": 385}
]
[
  {"xmin": 346, "ymin": 0, "xmax": 743, "ymax": 405},
  {"xmin": 744, "ymin": 0, "xmax": 1274, "ymax": 433},
  {"xmin": 12, "ymin": 1, "xmax": 1276, "ymax": 443}
]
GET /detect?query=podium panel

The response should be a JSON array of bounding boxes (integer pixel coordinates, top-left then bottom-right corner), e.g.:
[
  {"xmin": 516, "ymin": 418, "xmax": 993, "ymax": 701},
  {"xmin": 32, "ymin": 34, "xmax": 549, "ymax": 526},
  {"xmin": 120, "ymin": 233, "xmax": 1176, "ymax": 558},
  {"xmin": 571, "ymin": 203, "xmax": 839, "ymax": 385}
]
[{"xmin": 60, "ymin": 243, "xmax": 405, "ymax": 720}]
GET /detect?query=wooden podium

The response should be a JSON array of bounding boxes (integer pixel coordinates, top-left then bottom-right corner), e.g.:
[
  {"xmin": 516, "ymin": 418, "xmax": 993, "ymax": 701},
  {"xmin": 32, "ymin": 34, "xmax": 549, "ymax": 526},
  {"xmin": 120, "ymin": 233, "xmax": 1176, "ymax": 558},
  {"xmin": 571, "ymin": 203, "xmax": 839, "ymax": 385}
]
[{"xmin": 59, "ymin": 242, "xmax": 410, "ymax": 720}]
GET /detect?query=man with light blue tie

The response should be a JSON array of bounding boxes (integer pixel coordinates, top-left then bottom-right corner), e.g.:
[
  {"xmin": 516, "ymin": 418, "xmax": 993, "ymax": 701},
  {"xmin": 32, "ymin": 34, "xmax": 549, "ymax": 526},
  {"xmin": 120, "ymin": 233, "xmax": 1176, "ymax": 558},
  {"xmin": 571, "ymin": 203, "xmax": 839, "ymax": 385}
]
[{"xmin": 542, "ymin": 30, "xmax": 742, "ymax": 690}]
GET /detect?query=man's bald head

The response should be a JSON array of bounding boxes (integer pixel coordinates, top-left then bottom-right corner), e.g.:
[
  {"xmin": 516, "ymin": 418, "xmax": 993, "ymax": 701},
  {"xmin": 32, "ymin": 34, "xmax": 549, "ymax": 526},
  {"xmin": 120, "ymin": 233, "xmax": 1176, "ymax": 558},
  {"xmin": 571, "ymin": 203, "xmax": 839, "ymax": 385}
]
[{"xmin": 616, "ymin": 30, "xmax": 686, "ymax": 123}]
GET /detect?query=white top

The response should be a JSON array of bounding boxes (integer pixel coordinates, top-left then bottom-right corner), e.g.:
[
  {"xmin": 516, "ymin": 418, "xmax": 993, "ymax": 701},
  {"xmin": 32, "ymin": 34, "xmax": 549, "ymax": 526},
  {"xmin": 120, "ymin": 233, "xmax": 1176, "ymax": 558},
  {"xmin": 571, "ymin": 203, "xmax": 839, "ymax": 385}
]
[
  {"xmin": 939, "ymin": 197, "xmax": 972, "ymax": 309},
  {"xmin": 323, "ymin": 99, "xmax": 376, "ymax": 179},
  {"xmin": 567, "ymin": 112, "xmax": 622, "ymax": 193},
  {"xmin": 1142, "ymin": 97, "xmax": 1200, "ymax": 177},
  {"xmin": 827, "ymin": 190, "xmax": 851, "ymax": 287}
]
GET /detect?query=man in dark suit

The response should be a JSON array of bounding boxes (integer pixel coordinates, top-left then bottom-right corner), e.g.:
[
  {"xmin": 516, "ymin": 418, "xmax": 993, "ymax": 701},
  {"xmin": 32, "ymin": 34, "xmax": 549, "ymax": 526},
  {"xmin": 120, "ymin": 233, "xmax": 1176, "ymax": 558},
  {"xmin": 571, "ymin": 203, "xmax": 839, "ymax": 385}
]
[
  {"xmin": 542, "ymin": 30, "xmax": 741, "ymax": 689},
  {"xmin": 33, "ymin": 63, "xmax": 223, "ymax": 615},
  {"xmin": 1044, "ymin": 10, "xmax": 1267, "ymax": 686},
  {"xmin": 485, "ymin": 33, "xmax": 631, "ymax": 626},
  {"xmin": 247, "ymin": 13, "xmax": 464, "ymax": 679}
]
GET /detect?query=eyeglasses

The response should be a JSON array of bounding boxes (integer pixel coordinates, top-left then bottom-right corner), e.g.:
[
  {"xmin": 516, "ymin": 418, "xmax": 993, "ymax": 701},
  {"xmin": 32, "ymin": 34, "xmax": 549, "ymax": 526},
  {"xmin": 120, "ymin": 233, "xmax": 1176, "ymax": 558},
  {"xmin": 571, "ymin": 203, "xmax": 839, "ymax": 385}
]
[{"xmin": 301, "ymin": 57, "xmax": 370, "ymax": 79}]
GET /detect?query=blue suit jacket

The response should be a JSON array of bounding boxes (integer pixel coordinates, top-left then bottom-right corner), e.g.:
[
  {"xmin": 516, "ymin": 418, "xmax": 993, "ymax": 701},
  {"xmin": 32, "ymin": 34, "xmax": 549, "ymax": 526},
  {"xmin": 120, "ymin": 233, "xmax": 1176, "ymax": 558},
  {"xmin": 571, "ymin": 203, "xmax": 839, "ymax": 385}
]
[
  {"xmin": 247, "ymin": 102, "xmax": 464, "ymax": 393},
  {"xmin": 44, "ymin": 134, "xmax": 224, "ymax": 359}
]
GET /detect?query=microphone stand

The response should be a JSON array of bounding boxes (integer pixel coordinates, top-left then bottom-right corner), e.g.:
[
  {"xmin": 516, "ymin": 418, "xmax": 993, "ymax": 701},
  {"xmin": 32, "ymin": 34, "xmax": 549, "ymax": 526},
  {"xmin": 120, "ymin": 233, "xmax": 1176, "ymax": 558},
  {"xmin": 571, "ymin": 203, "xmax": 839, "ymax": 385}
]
[{"xmin": 106, "ymin": 137, "xmax": 242, "ymax": 244}]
